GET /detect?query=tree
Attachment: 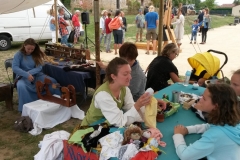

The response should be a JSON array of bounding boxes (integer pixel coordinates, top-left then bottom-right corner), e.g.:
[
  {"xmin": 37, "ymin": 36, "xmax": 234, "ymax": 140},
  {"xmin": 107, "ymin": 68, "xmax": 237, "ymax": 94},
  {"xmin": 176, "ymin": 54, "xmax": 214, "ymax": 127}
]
[
  {"xmin": 200, "ymin": 0, "xmax": 216, "ymax": 10},
  {"xmin": 233, "ymin": 0, "xmax": 240, "ymax": 5}
]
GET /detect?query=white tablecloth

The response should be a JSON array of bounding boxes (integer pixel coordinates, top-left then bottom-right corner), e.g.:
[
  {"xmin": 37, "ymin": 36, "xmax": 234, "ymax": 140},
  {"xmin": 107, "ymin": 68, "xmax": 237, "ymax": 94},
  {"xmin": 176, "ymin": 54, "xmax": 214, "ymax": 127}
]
[{"xmin": 22, "ymin": 98, "xmax": 85, "ymax": 135}]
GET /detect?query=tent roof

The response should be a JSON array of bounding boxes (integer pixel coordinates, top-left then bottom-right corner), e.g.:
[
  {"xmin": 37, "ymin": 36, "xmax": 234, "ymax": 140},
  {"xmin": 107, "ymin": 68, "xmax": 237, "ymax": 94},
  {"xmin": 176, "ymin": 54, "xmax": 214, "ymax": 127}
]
[{"xmin": 0, "ymin": 0, "xmax": 51, "ymax": 14}]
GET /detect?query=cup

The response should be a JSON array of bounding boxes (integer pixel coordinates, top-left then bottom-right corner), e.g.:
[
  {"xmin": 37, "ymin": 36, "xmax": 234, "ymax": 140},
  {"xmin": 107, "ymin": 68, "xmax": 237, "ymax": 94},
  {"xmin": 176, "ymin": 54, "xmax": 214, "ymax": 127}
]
[{"xmin": 172, "ymin": 91, "xmax": 180, "ymax": 103}]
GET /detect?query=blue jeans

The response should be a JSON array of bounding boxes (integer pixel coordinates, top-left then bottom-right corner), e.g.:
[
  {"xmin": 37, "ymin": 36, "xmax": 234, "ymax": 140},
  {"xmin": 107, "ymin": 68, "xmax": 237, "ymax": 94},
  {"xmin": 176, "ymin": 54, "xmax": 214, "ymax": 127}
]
[
  {"xmin": 105, "ymin": 33, "xmax": 112, "ymax": 51},
  {"xmin": 61, "ymin": 34, "xmax": 72, "ymax": 47},
  {"xmin": 191, "ymin": 32, "xmax": 197, "ymax": 41}
]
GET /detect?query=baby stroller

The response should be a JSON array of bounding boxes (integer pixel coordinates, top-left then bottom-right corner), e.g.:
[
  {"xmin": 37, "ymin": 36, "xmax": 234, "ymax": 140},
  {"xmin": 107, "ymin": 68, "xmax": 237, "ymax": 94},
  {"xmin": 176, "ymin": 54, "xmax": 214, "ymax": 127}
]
[{"xmin": 187, "ymin": 50, "xmax": 228, "ymax": 86}]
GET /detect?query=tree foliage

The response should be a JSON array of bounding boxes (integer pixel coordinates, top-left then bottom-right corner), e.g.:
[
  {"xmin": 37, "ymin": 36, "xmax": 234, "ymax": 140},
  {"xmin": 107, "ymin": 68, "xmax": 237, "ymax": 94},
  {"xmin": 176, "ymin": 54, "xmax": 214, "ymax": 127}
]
[
  {"xmin": 199, "ymin": 0, "xmax": 216, "ymax": 10},
  {"xmin": 127, "ymin": 0, "xmax": 141, "ymax": 14},
  {"xmin": 233, "ymin": 0, "xmax": 240, "ymax": 5}
]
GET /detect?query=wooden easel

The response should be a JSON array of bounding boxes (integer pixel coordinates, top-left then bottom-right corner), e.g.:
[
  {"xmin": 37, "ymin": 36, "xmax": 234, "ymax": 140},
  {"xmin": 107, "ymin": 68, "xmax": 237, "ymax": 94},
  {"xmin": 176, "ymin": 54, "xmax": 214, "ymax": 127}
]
[{"xmin": 162, "ymin": 0, "xmax": 177, "ymax": 49}]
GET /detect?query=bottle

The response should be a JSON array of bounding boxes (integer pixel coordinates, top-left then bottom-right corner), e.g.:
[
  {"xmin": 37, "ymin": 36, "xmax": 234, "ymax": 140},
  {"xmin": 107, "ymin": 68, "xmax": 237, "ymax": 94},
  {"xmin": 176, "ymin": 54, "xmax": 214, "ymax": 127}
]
[{"xmin": 183, "ymin": 71, "xmax": 191, "ymax": 86}]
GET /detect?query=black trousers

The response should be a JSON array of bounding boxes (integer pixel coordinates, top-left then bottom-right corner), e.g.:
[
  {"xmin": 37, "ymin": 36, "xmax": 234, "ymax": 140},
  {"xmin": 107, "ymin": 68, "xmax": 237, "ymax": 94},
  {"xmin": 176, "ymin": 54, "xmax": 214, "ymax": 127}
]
[{"xmin": 201, "ymin": 28, "xmax": 208, "ymax": 42}]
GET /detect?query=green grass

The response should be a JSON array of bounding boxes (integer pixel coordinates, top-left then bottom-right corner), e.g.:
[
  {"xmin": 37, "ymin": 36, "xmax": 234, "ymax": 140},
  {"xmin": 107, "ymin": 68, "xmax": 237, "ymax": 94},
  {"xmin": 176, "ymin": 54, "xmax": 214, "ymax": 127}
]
[{"xmin": 0, "ymin": 14, "xmax": 235, "ymax": 160}]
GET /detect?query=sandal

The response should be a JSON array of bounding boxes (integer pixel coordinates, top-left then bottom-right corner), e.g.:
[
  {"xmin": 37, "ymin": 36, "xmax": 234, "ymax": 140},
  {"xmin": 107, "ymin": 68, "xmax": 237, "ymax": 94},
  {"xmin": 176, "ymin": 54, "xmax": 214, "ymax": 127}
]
[{"xmin": 194, "ymin": 42, "xmax": 196, "ymax": 44}]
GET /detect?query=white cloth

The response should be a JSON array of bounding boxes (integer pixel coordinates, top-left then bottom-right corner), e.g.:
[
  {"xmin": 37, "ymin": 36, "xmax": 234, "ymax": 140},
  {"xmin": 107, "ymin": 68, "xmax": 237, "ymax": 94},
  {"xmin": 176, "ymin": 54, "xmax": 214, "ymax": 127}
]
[
  {"xmin": 22, "ymin": 98, "xmax": 85, "ymax": 135},
  {"xmin": 34, "ymin": 130, "xmax": 70, "ymax": 160},
  {"xmin": 121, "ymin": 143, "xmax": 139, "ymax": 160},
  {"xmin": 94, "ymin": 87, "xmax": 144, "ymax": 127},
  {"xmin": 99, "ymin": 131, "xmax": 124, "ymax": 160},
  {"xmin": 172, "ymin": 14, "xmax": 185, "ymax": 41}
]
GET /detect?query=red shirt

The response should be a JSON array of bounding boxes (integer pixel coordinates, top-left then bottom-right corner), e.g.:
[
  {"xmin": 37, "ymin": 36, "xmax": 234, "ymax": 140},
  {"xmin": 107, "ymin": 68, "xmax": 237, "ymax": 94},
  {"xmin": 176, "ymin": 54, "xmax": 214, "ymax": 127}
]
[
  {"xmin": 72, "ymin": 14, "xmax": 80, "ymax": 27},
  {"xmin": 105, "ymin": 17, "xmax": 112, "ymax": 34}
]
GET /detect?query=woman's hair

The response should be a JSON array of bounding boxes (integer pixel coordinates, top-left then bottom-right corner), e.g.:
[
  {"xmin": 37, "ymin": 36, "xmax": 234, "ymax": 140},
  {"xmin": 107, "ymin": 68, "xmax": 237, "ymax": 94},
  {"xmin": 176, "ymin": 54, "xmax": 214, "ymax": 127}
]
[
  {"xmin": 115, "ymin": 10, "xmax": 121, "ymax": 17},
  {"xmin": 148, "ymin": 5, "xmax": 155, "ymax": 12},
  {"xmin": 47, "ymin": 9, "xmax": 54, "ymax": 15},
  {"xmin": 119, "ymin": 42, "xmax": 138, "ymax": 61},
  {"xmin": 104, "ymin": 57, "xmax": 129, "ymax": 83},
  {"xmin": 161, "ymin": 43, "xmax": 179, "ymax": 58},
  {"xmin": 122, "ymin": 125, "xmax": 142, "ymax": 145},
  {"xmin": 233, "ymin": 69, "xmax": 240, "ymax": 75},
  {"xmin": 20, "ymin": 38, "xmax": 45, "ymax": 66},
  {"xmin": 207, "ymin": 84, "xmax": 240, "ymax": 126},
  {"xmin": 205, "ymin": 8, "xmax": 209, "ymax": 14},
  {"xmin": 107, "ymin": 12, "xmax": 111, "ymax": 17}
]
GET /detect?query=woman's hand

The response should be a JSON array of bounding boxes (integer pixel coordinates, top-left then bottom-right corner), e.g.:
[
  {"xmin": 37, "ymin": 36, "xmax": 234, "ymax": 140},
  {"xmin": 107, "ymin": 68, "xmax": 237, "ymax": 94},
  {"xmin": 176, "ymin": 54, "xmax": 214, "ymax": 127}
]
[
  {"xmin": 157, "ymin": 99, "xmax": 167, "ymax": 110},
  {"xmin": 174, "ymin": 125, "xmax": 188, "ymax": 136},
  {"xmin": 198, "ymin": 78, "xmax": 206, "ymax": 86},
  {"xmin": 28, "ymin": 74, "xmax": 34, "ymax": 82},
  {"xmin": 134, "ymin": 92, "xmax": 151, "ymax": 111}
]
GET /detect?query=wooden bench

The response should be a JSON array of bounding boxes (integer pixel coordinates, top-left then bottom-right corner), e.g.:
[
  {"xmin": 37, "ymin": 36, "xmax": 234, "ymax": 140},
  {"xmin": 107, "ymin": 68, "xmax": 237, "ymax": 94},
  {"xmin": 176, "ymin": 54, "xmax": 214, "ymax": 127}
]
[{"xmin": 0, "ymin": 83, "xmax": 13, "ymax": 110}]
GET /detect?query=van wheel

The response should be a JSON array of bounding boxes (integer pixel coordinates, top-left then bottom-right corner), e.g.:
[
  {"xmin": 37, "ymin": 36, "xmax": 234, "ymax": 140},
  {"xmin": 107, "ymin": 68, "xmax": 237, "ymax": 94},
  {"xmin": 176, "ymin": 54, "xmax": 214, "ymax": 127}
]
[{"xmin": 0, "ymin": 35, "xmax": 11, "ymax": 51}]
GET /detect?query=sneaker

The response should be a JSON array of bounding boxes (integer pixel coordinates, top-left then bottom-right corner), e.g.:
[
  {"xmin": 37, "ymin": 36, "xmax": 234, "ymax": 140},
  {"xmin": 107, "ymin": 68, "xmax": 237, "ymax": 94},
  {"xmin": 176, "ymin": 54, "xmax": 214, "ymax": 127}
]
[{"xmin": 190, "ymin": 42, "xmax": 192, "ymax": 44}]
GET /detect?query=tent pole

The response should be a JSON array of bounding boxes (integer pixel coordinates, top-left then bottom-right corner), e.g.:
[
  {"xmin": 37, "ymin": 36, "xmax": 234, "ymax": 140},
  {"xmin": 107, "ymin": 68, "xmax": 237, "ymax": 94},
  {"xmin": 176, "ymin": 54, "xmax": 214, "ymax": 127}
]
[
  {"xmin": 94, "ymin": 0, "xmax": 101, "ymax": 89},
  {"xmin": 54, "ymin": 0, "xmax": 58, "ymax": 43},
  {"xmin": 158, "ymin": 0, "xmax": 164, "ymax": 56}
]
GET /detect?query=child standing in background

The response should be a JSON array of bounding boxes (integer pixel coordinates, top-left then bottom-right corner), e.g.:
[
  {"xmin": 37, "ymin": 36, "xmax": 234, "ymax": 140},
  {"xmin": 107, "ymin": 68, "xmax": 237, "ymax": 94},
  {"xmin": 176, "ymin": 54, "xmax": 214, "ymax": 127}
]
[{"xmin": 190, "ymin": 19, "xmax": 201, "ymax": 44}]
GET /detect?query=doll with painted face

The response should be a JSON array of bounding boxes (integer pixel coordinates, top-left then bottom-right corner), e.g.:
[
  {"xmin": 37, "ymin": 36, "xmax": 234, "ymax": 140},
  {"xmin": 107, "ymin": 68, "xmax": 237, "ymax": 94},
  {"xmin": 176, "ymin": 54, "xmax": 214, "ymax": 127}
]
[{"xmin": 122, "ymin": 124, "xmax": 143, "ymax": 146}]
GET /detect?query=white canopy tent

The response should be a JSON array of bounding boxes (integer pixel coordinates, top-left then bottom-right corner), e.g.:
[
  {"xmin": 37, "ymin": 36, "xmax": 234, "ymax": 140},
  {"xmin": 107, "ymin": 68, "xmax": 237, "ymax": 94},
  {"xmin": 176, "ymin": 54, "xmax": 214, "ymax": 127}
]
[{"xmin": 0, "ymin": 0, "xmax": 51, "ymax": 14}]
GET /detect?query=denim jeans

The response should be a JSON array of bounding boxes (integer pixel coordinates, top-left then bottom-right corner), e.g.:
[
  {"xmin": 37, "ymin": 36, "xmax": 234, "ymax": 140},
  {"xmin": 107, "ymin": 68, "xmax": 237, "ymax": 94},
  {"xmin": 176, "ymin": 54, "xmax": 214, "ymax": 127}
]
[
  {"xmin": 100, "ymin": 33, "xmax": 107, "ymax": 46},
  {"xmin": 61, "ymin": 34, "xmax": 72, "ymax": 47},
  {"xmin": 105, "ymin": 33, "xmax": 112, "ymax": 51},
  {"xmin": 191, "ymin": 32, "xmax": 197, "ymax": 41}
]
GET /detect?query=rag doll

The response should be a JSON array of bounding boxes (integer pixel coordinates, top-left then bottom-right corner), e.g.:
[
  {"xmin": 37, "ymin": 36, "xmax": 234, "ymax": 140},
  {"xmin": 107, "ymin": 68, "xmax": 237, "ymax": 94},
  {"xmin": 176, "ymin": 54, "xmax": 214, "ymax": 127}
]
[
  {"xmin": 122, "ymin": 124, "xmax": 143, "ymax": 146},
  {"xmin": 142, "ymin": 128, "xmax": 166, "ymax": 147}
]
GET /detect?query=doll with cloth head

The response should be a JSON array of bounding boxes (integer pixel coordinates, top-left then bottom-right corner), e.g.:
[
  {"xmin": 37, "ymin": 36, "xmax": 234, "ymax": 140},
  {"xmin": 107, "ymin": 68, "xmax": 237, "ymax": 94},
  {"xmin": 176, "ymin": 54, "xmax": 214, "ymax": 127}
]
[
  {"xmin": 122, "ymin": 124, "xmax": 143, "ymax": 148},
  {"xmin": 142, "ymin": 128, "xmax": 166, "ymax": 147}
]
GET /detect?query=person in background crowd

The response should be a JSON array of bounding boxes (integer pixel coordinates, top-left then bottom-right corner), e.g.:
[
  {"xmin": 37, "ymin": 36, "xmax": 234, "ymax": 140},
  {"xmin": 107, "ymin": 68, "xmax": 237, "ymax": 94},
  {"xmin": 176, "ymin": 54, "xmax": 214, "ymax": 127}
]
[
  {"xmin": 12, "ymin": 38, "xmax": 60, "ymax": 112},
  {"xmin": 200, "ymin": 8, "xmax": 210, "ymax": 44},
  {"xmin": 121, "ymin": 11, "xmax": 127, "ymax": 43},
  {"xmin": 105, "ymin": 12, "xmax": 112, "ymax": 53},
  {"xmin": 145, "ymin": 5, "xmax": 159, "ymax": 55},
  {"xmin": 100, "ymin": 10, "xmax": 108, "ymax": 47},
  {"xmin": 135, "ymin": 9, "xmax": 145, "ymax": 42},
  {"xmin": 58, "ymin": 8, "xmax": 73, "ymax": 47},
  {"xmin": 144, "ymin": 6, "xmax": 149, "ymax": 15},
  {"xmin": 173, "ymin": 84, "xmax": 240, "ymax": 160},
  {"xmin": 197, "ymin": 9, "xmax": 205, "ymax": 36},
  {"xmin": 97, "ymin": 42, "xmax": 146, "ymax": 102},
  {"xmin": 172, "ymin": 8, "xmax": 185, "ymax": 48},
  {"xmin": 72, "ymin": 10, "xmax": 81, "ymax": 44},
  {"xmin": 112, "ymin": 10, "xmax": 124, "ymax": 55},
  {"xmin": 190, "ymin": 19, "xmax": 202, "ymax": 44},
  {"xmin": 47, "ymin": 9, "xmax": 56, "ymax": 43}
]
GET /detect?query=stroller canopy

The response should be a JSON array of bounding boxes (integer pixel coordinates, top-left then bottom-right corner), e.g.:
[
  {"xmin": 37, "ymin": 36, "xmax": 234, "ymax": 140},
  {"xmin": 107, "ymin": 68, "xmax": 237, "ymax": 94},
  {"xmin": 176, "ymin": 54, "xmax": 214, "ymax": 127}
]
[{"xmin": 188, "ymin": 52, "xmax": 221, "ymax": 80}]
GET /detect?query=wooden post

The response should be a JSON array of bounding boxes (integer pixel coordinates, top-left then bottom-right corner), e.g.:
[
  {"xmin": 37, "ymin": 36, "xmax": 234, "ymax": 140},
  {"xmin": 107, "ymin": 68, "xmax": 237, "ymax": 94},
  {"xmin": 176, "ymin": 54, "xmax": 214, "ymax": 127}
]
[
  {"xmin": 94, "ymin": 0, "xmax": 101, "ymax": 89},
  {"xmin": 54, "ymin": 0, "xmax": 58, "ymax": 43},
  {"xmin": 158, "ymin": 0, "xmax": 164, "ymax": 56}
]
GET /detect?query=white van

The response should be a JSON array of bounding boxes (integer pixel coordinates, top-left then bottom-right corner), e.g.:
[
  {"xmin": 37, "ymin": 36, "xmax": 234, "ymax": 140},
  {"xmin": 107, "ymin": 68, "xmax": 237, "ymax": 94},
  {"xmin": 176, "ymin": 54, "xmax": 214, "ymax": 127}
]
[{"xmin": 0, "ymin": 0, "xmax": 72, "ymax": 51}]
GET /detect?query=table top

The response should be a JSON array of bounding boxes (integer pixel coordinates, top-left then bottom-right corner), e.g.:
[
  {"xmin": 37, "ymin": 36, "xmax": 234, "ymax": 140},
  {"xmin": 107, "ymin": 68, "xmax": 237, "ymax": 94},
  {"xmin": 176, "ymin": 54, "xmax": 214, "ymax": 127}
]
[{"xmin": 154, "ymin": 83, "xmax": 206, "ymax": 160}]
